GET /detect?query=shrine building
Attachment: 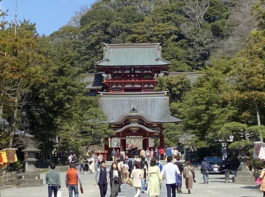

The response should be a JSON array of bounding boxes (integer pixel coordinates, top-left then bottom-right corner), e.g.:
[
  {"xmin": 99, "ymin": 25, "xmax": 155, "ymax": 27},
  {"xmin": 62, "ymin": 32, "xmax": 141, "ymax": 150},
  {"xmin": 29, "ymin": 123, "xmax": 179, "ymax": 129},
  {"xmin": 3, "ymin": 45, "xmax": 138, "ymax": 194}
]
[{"xmin": 90, "ymin": 43, "xmax": 181, "ymax": 157}]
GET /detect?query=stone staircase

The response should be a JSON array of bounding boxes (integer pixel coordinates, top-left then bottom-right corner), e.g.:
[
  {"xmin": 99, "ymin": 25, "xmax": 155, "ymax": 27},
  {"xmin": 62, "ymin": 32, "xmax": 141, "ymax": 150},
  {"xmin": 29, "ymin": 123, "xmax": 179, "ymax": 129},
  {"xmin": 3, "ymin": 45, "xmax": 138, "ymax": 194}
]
[{"xmin": 17, "ymin": 172, "xmax": 43, "ymax": 187}]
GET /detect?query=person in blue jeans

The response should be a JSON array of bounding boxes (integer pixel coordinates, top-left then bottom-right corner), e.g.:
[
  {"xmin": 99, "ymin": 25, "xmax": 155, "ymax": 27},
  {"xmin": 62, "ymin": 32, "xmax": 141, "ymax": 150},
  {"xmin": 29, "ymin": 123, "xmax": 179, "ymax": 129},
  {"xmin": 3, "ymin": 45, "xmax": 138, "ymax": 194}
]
[
  {"xmin": 66, "ymin": 163, "xmax": 82, "ymax": 197},
  {"xmin": 161, "ymin": 156, "xmax": 180, "ymax": 197},
  {"xmin": 46, "ymin": 163, "xmax": 61, "ymax": 197},
  {"xmin": 200, "ymin": 159, "xmax": 211, "ymax": 184}
]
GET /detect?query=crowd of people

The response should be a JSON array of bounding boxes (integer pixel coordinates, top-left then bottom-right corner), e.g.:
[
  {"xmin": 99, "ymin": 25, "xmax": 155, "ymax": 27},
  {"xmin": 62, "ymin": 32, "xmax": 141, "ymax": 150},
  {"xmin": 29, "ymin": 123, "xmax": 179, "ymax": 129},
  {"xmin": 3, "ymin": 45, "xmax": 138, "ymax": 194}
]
[
  {"xmin": 45, "ymin": 147, "xmax": 197, "ymax": 197},
  {"xmin": 95, "ymin": 154, "xmax": 195, "ymax": 197}
]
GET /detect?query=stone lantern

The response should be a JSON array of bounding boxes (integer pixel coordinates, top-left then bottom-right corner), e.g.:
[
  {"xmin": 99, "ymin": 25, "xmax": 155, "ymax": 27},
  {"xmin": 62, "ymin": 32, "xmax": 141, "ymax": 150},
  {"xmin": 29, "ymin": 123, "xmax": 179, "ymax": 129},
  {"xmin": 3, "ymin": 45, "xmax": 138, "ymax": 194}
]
[
  {"xmin": 22, "ymin": 146, "xmax": 40, "ymax": 172},
  {"xmin": 18, "ymin": 138, "xmax": 43, "ymax": 187}
]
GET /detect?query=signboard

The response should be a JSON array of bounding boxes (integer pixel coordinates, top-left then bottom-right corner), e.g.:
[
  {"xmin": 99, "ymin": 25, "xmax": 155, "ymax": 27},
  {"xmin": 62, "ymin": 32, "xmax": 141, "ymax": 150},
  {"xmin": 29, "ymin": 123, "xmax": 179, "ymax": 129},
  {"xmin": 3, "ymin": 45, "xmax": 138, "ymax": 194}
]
[
  {"xmin": 126, "ymin": 136, "xmax": 143, "ymax": 150},
  {"xmin": 110, "ymin": 138, "xmax": 121, "ymax": 148},
  {"xmin": 149, "ymin": 137, "xmax": 155, "ymax": 147},
  {"xmin": 254, "ymin": 142, "xmax": 265, "ymax": 160}
]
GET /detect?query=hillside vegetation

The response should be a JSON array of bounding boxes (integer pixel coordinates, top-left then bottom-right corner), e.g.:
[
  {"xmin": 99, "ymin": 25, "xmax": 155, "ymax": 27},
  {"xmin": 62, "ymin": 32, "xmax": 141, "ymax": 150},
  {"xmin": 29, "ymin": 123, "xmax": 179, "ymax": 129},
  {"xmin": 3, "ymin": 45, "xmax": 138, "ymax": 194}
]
[{"xmin": 50, "ymin": 0, "xmax": 253, "ymax": 72}]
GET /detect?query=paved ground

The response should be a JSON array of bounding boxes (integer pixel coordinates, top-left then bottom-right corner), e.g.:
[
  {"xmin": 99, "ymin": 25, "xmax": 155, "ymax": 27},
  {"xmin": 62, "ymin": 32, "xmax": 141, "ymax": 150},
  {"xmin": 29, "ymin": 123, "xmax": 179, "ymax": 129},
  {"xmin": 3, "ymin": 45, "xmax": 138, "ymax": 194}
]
[{"xmin": 0, "ymin": 169, "xmax": 262, "ymax": 197}]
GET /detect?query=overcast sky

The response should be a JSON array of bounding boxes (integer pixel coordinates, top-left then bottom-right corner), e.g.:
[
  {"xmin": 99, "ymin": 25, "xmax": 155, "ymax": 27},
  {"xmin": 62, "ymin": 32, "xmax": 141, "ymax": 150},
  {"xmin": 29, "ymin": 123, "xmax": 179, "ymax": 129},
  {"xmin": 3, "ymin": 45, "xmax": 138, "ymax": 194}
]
[{"xmin": 0, "ymin": 0, "xmax": 97, "ymax": 35}]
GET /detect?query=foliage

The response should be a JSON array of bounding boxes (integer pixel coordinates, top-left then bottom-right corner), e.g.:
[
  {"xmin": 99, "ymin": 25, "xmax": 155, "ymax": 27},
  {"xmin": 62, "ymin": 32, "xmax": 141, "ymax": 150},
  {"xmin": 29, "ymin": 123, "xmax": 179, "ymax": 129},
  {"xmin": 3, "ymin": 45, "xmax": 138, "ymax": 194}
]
[
  {"xmin": 47, "ymin": 0, "xmax": 234, "ymax": 72},
  {"xmin": 7, "ymin": 161, "xmax": 23, "ymax": 172},
  {"xmin": 163, "ymin": 123, "xmax": 183, "ymax": 147},
  {"xmin": 180, "ymin": 59, "xmax": 235, "ymax": 147},
  {"xmin": 253, "ymin": 0, "xmax": 265, "ymax": 29},
  {"xmin": 0, "ymin": 21, "xmax": 47, "ymax": 147},
  {"xmin": 26, "ymin": 36, "xmax": 111, "ymax": 155},
  {"xmin": 156, "ymin": 75, "xmax": 191, "ymax": 147},
  {"xmin": 229, "ymin": 30, "xmax": 265, "ymax": 125},
  {"xmin": 0, "ymin": 20, "xmax": 111, "ymax": 156}
]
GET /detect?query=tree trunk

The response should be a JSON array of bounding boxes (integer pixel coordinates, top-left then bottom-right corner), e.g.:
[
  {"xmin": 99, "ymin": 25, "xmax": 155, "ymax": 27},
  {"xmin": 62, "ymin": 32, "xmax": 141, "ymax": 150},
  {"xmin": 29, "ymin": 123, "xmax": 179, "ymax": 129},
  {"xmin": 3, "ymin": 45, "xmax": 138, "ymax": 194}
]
[
  {"xmin": 0, "ymin": 103, "xmax": 3, "ymax": 119},
  {"xmin": 8, "ymin": 97, "xmax": 18, "ymax": 148},
  {"xmin": 256, "ymin": 104, "xmax": 262, "ymax": 141}
]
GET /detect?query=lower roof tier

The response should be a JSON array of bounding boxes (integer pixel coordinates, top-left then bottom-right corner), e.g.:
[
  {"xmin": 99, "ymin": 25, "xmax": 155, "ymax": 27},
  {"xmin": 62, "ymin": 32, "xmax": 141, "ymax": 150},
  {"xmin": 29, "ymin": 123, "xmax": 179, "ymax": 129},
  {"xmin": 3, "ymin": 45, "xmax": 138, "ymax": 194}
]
[{"xmin": 99, "ymin": 91, "xmax": 181, "ymax": 124}]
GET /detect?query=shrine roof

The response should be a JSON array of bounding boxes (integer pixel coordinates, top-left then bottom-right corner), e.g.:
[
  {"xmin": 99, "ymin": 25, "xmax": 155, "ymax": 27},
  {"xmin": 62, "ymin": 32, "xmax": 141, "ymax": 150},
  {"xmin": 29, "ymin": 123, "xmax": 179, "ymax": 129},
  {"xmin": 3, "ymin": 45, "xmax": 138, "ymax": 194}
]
[
  {"xmin": 115, "ymin": 123, "xmax": 160, "ymax": 133},
  {"xmin": 95, "ymin": 43, "xmax": 170, "ymax": 67},
  {"xmin": 99, "ymin": 92, "xmax": 181, "ymax": 123}
]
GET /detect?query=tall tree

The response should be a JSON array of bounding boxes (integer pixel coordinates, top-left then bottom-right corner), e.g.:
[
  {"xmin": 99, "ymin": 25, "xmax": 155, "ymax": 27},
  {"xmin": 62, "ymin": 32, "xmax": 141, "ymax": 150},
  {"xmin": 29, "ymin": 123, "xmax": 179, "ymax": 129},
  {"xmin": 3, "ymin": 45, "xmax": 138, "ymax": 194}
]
[
  {"xmin": 0, "ymin": 22, "xmax": 46, "ymax": 147},
  {"xmin": 180, "ymin": 59, "xmax": 235, "ymax": 147},
  {"xmin": 229, "ymin": 30, "xmax": 265, "ymax": 139}
]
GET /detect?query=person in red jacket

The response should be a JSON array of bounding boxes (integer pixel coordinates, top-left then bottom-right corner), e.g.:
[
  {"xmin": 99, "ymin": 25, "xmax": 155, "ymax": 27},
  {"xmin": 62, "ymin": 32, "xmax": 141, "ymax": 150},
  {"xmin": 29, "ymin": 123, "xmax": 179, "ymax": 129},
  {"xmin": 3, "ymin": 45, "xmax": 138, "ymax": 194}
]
[
  {"xmin": 159, "ymin": 148, "xmax": 165, "ymax": 160},
  {"xmin": 66, "ymin": 163, "xmax": 82, "ymax": 197}
]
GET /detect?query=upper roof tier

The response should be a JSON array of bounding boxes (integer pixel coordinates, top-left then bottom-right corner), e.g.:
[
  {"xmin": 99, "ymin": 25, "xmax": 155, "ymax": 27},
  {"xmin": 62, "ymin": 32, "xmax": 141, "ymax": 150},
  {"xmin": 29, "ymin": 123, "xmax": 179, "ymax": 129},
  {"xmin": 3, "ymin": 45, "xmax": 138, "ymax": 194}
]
[{"xmin": 95, "ymin": 43, "xmax": 170, "ymax": 67}]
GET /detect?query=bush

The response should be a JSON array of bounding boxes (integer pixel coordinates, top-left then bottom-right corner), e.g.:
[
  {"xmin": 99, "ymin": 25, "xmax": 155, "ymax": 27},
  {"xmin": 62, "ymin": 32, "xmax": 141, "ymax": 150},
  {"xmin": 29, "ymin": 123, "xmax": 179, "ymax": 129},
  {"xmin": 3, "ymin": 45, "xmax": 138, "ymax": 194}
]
[{"xmin": 7, "ymin": 161, "xmax": 24, "ymax": 172}]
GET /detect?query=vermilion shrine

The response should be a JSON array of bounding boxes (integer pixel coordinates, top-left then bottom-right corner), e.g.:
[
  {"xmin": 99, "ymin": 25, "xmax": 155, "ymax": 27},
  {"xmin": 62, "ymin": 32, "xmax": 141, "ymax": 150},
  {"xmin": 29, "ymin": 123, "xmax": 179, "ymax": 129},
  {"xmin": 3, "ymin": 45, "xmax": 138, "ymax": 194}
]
[{"xmin": 90, "ymin": 43, "xmax": 181, "ymax": 157}]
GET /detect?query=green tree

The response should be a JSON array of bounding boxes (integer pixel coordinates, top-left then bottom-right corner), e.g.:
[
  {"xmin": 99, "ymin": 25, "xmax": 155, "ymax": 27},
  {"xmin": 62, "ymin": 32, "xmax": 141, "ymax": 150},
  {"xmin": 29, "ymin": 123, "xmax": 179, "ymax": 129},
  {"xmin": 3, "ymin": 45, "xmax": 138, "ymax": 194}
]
[
  {"xmin": 180, "ymin": 59, "xmax": 235, "ymax": 147},
  {"xmin": 253, "ymin": 0, "xmax": 265, "ymax": 29},
  {"xmin": 156, "ymin": 74, "xmax": 191, "ymax": 146},
  {"xmin": 0, "ymin": 22, "xmax": 47, "ymax": 147},
  {"xmin": 229, "ymin": 30, "xmax": 265, "ymax": 136}
]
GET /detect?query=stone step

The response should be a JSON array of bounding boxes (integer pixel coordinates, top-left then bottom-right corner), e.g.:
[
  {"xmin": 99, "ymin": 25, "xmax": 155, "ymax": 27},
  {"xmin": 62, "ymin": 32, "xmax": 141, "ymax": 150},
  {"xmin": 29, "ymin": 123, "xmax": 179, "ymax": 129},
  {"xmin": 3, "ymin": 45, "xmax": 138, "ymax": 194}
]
[{"xmin": 17, "ymin": 179, "xmax": 43, "ymax": 187}]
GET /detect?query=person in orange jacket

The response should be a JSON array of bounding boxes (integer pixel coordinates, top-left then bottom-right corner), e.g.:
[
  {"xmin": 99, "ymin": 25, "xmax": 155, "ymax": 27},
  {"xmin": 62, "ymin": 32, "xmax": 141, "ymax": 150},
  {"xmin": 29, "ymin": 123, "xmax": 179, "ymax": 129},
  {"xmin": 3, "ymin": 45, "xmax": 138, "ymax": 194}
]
[{"xmin": 66, "ymin": 163, "xmax": 82, "ymax": 197}]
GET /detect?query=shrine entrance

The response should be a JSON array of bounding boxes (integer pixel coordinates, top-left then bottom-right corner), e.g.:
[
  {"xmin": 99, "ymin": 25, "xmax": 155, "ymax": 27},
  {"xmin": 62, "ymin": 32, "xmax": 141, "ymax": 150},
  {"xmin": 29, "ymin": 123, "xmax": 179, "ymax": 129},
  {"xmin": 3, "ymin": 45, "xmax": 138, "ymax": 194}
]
[
  {"xmin": 91, "ymin": 43, "xmax": 181, "ymax": 160},
  {"xmin": 108, "ymin": 126, "xmax": 160, "ymax": 158}
]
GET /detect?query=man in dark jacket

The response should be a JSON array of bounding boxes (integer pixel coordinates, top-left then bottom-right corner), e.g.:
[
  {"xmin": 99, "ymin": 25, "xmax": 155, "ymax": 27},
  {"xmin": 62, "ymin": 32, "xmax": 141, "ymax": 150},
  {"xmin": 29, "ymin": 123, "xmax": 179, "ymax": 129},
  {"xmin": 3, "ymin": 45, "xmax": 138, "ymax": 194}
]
[
  {"xmin": 201, "ymin": 159, "xmax": 211, "ymax": 184},
  {"xmin": 174, "ymin": 155, "xmax": 184, "ymax": 193},
  {"xmin": 224, "ymin": 155, "xmax": 240, "ymax": 183},
  {"xmin": 96, "ymin": 161, "xmax": 108, "ymax": 197}
]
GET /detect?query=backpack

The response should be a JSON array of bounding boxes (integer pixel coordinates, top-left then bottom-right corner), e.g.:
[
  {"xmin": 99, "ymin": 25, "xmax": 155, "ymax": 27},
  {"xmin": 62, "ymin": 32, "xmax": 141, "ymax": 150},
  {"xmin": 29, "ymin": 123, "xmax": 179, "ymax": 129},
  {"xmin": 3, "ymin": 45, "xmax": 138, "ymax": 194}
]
[{"xmin": 201, "ymin": 161, "xmax": 210, "ymax": 171}]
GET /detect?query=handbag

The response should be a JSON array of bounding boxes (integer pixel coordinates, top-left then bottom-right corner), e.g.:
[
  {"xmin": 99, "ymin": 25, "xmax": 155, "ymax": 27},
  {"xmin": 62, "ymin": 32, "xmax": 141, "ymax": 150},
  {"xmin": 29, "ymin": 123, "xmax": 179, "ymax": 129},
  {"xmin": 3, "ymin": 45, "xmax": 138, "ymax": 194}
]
[
  {"xmin": 80, "ymin": 184, "xmax": 84, "ymax": 194},
  {"xmin": 126, "ymin": 178, "xmax": 133, "ymax": 186},
  {"xmin": 114, "ymin": 176, "xmax": 120, "ymax": 184},
  {"xmin": 256, "ymin": 178, "xmax": 262, "ymax": 185},
  {"xmin": 57, "ymin": 189, "xmax": 62, "ymax": 197}
]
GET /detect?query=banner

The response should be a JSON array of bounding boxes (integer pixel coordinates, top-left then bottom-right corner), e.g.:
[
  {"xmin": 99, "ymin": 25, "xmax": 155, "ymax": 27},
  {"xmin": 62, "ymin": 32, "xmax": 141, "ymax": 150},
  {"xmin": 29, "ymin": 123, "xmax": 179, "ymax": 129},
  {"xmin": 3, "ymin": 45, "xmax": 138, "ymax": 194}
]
[
  {"xmin": 0, "ymin": 150, "xmax": 8, "ymax": 165},
  {"xmin": 149, "ymin": 137, "xmax": 155, "ymax": 147},
  {"xmin": 126, "ymin": 136, "xmax": 143, "ymax": 150},
  {"xmin": 254, "ymin": 142, "xmax": 265, "ymax": 160},
  {"xmin": 110, "ymin": 138, "xmax": 120, "ymax": 148}
]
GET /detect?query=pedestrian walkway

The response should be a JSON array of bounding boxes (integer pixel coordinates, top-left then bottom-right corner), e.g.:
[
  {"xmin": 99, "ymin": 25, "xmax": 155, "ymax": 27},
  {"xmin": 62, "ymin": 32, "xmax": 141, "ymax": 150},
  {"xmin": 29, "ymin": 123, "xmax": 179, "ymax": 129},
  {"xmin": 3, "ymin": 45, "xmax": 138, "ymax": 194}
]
[{"xmin": 0, "ymin": 169, "xmax": 261, "ymax": 197}]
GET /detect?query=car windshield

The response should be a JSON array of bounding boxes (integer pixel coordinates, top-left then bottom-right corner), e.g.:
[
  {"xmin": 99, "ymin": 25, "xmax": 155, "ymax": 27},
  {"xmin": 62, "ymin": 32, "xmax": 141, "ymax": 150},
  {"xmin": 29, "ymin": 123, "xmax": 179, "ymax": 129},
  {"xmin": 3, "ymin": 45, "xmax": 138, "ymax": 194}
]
[{"xmin": 205, "ymin": 157, "xmax": 222, "ymax": 163}]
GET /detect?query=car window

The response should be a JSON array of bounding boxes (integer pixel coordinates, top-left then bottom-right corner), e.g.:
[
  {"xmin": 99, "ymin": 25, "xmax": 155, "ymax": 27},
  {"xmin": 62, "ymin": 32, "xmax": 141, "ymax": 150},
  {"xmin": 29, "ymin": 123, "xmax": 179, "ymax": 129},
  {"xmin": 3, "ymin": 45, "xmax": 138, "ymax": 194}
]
[{"xmin": 205, "ymin": 157, "xmax": 223, "ymax": 162}]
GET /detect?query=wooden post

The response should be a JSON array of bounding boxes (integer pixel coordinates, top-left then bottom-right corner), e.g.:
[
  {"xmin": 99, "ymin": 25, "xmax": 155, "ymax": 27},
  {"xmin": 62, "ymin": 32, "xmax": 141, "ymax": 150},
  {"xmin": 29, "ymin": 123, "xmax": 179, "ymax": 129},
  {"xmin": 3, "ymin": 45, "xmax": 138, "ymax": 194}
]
[{"xmin": 160, "ymin": 130, "xmax": 164, "ymax": 149}]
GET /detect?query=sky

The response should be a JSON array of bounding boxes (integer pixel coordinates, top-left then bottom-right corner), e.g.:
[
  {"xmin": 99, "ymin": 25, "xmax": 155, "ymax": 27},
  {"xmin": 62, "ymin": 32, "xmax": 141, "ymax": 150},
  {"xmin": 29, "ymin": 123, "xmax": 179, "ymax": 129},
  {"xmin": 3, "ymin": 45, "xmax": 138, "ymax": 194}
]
[{"xmin": 0, "ymin": 0, "xmax": 97, "ymax": 35}]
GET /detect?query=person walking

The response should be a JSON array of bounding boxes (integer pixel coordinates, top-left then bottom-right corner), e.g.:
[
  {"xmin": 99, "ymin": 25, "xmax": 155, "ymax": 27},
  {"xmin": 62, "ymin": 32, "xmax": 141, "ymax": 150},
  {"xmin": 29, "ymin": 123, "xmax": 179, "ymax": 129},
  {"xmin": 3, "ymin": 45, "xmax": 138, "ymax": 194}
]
[
  {"xmin": 109, "ymin": 162, "xmax": 122, "ymax": 197},
  {"xmin": 46, "ymin": 162, "xmax": 61, "ymax": 197},
  {"xmin": 140, "ymin": 149, "xmax": 146, "ymax": 158},
  {"xmin": 159, "ymin": 147, "xmax": 165, "ymax": 160},
  {"xmin": 146, "ymin": 148, "xmax": 150, "ymax": 162},
  {"xmin": 183, "ymin": 161, "xmax": 195, "ymax": 194},
  {"xmin": 165, "ymin": 147, "xmax": 172, "ymax": 160},
  {"xmin": 224, "ymin": 155, "xmax": 240, "ymax": 183},
  {"xmin": 174, "ymin": 155, "xmax": 183, "ymax": 193},
  {"xmin": 147, "ymin": 159, "xmax": 162, "ymax": 197},
  {"xmin": 156, "ymin": 158, "xmax": 163, "ymax": 172},
  {"xmin": 65, "ymin": 163, "xmax": 82, "ymax": 197},
  {"xmin": 111, "ymin": 149, "xmax": 116, "ymax": 162},
  {"xmin": 161, "ymin": 156, "xmax": 180, "ymax": 197},
  {"xmin": 96, "ymin": 161, "xmax": 108, "ymax": 197},
  {"xmin": 121, "ymin": 160, "xmax": 130, "ymax": 183},
  {"xmin": 259, "ymin": 167, "xmax": 265, "ymax": 197},
  {"xmin": 140, "ymin": 156, "xmax": 149, "ymax": 193},
  {"xmin": 131, "ymin": 161, "xmax": 144, "ymax": 197},
  {"xmin": 201, "ymin": 158, "xmax": 211, "ymax": 184},
  {"xmin": 150, "ymin": 148, "xmax": 154, "ymax": 160}
]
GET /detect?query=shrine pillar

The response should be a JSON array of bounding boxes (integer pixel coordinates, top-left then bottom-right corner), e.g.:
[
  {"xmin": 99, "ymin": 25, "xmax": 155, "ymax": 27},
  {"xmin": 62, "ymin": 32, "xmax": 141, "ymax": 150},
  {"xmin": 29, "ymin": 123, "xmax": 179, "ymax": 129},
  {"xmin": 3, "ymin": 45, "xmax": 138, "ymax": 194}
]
[{"xmin": 159, "ymin": 130, "xmax": 164, "ymax": 149}]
